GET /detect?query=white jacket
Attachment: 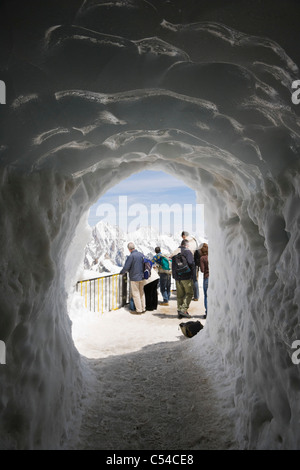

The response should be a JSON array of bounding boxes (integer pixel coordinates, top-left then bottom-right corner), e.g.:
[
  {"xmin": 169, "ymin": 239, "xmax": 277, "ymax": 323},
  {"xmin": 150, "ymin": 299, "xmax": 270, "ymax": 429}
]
[{"xmin": 142, "ymin": 267, "xmax": 160, "ymax": 286}]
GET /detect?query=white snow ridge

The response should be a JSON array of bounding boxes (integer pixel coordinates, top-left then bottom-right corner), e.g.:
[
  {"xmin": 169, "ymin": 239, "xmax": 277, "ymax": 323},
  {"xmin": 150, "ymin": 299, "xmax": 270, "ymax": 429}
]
[
  {"xmin": 1, "ymin": 0, "xmax": 300, "ymax": 451},
  {"xmin": 82, "ymin": 221, "xmax": 182, "ymax": 276}
]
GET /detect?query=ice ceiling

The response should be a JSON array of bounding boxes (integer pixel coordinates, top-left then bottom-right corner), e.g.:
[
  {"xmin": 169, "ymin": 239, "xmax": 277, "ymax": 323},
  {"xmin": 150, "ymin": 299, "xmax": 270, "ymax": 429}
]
[{"xmin": 1, "ymin": 0, "xmax": 300, "ymax": 449}]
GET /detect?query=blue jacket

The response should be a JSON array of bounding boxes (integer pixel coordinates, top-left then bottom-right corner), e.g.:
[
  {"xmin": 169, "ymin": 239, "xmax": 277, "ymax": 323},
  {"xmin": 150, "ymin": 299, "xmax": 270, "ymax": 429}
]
[
  {"xmin": 120, "ymin": 249, "xmax": 144, "ymax": 281},
  {"xmin": 172, "ymin": 247, "xmax": 196, "ymax": 281}
]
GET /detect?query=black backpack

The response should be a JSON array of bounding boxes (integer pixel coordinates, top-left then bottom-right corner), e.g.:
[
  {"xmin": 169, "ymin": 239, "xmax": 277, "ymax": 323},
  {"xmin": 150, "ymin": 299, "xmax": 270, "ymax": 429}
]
[
  {"xmin": 173, "ymin": 252, "xmax": 191, "ymax": 277},
  {"xmin": 179, "ymin": 321, "xmax": 203, "ymax": 338}
]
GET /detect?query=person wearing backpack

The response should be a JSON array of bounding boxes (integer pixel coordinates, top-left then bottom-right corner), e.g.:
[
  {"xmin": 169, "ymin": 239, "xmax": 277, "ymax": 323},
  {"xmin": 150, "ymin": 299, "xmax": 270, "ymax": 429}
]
[
  {"xmin": 171, "ymin": 239, "xmax": 196, "ymax": 319},
  {"xmin": 152, "ymin": 247, "xmax": 172, "ymax": 306},
  {"xmin": 120, "ymin": 242, "xmax": 146, "ymax": 314}
]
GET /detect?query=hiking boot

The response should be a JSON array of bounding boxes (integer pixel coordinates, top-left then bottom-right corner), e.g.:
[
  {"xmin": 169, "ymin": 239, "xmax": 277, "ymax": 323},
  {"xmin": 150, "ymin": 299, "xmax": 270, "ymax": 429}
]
[
  {"xmin": 160, "ymin": 302, "xmax": 169, "ymax": 306},
  {"xmin": 177, "ymin": 311, "xmax": 183, "ymax": 319},
  {"xmin": 180, "ymin": 311, "xmax": 192, "ymax": 318}
]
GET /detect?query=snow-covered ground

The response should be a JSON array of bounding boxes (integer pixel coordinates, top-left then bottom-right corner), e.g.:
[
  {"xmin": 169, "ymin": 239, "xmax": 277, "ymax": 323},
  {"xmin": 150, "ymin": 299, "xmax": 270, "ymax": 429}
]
[
  {"xmin": 70, "ymin": 286, "xmax": 206, "ymax": 359},
  {"xmin": 67, "ymin": 287, "xmax": 238, "ymax": 450}
]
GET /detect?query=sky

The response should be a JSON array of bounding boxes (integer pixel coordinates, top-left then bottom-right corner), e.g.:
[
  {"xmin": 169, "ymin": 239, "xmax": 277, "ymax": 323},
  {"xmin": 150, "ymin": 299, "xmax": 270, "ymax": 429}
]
[{"xmin": 88, "ymin": 170, "xmax": 205, "ymax": 237}]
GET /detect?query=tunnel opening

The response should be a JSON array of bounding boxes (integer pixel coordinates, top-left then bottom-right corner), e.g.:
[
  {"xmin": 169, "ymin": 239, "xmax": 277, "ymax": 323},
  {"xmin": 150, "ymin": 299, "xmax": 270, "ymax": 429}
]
[
  {"xmin": 66, "ymin": 168, "xmax": 208, "ymax": 359},
  {"xmin": 61, "ymin": 145, "xmax": 268, "ymax": 368}
]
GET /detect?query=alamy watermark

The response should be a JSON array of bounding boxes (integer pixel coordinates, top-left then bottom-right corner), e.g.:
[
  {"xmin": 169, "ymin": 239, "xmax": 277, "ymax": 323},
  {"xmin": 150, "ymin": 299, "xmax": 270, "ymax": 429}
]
[
  {"xmin": 95, "ymin": 195, "xmax": 205, "ymax": 236},
  {"xmin": 0, "ymin": 340, "xmax": 6, "ymax": 365},
  {"xmin": 291, "ymin": 340, "xmax": 300, "ymax": 365},
  {"xmin": 0, "ymin": 80, "xmax": 6, "ymax": 104},
  {"xmin": 292, "ymin": 80, "xmax": 300, "ymax": 105}
]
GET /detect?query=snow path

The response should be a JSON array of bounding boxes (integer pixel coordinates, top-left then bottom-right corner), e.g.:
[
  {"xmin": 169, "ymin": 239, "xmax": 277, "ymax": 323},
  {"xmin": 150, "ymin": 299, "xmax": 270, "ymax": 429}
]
[{"xmin": 67, "ymin": 293, "xmax": 238, "ymax": 450}]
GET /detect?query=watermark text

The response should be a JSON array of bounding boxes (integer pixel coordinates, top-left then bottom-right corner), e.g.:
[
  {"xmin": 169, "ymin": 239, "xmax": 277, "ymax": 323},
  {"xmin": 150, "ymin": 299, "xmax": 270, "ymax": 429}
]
[
  {"xmin": 292, "ymin": 80, "xmax": 300, "ymax": 105},
  {"xmin": 95, "ymin": 195, "xmax": 205, "ymax": 236},
  {"xmin": 0, "ymin": 80, "xmax": 6, "ymax": 104},
  {"xmin": 0, "ymin": 340, "xmax": 6, "ymax": 364},
  {"xmin": 291, "ymin": 340, "xmax": 300, "ymax": 365}
]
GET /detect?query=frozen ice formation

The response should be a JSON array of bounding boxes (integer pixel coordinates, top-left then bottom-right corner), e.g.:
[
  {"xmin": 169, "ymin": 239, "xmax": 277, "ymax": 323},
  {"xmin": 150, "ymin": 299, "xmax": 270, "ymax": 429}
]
[{"xmin": 0, "ymin": 0, "xmax": 300, "ymax": 449}]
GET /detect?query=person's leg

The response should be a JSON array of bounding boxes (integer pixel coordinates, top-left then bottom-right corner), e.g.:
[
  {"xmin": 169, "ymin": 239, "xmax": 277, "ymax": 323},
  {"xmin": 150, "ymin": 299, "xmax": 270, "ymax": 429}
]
[
  {"xmin": 167, "ymin": 274, "xmax": 171, "ymax": 300},
  {"xmin": 129, "ymin": 297, "xmax": 136, "ymax": 311},
  {"xmin": 181, "ymin": 279, "xmax": 194, "ymax": 312},
  {"xmin": 152, "ymin": 279, "xmax": 159, "ymax": 309},
  {"xmin": 144, "ymin": 283, "xmax": 151, "ymax": 310},
  {"xmin": 138, "ymin": 280, "xmax": 146, "ymax": 312},
  {"xmin": 203, "ymin": 277, "xmax": 208, "ymax": 314},
  {"xmin": 145, "ymin": 280, "xmax": 158, "ymax": 310},
  {"xmin": 159, "ymin": 273, "xmax": 169, "ymax": 303},
  {"xmin": 176, "ymin": 280, "xmax": 184, "ymax": 312},
  {"xmin": 131, "ymin": 281, "xmax": 143, "ymax": 313},
  {"xmin": 193, "ymin": 279, "xmax": 199, "ymax": 300}
]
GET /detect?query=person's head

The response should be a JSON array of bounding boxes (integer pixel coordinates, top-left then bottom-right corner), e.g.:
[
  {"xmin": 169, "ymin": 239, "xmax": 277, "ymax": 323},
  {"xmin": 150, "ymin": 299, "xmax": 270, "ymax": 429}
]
[
  {"xmin": 181, "ymin": 239, "xmax": 189, "ymax": 248},
  {"xmin": 127, "ymin": 242, "xmax": 135, "ymax": 252},
  {"xmin": 155, "ymin": 247, "xmax": 160, "ymax": 254},
  {"xmin": 181, "ymin": 231, "xmax": 189, "ymax": 239},
  {"xmin": 199, "ymin": 242, "xmax": 208, "ymax": 255}
]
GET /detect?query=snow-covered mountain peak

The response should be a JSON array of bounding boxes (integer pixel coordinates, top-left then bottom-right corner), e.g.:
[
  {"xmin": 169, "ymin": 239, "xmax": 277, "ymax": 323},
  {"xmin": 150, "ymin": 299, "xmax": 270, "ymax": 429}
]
[{"xmin": 83, "ymin": 221, "xmax": 198, "ymax": 275}]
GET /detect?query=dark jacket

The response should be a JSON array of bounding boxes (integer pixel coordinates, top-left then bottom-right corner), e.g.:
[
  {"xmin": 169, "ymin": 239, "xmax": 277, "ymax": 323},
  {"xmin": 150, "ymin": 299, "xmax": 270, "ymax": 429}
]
[
  {"xmin": 120, "ymin": 249, "xmax": 144, "ymax": 281},
  {"xmin": 172, "ymin": 247, "xmax": 196, "ymax": 281}
]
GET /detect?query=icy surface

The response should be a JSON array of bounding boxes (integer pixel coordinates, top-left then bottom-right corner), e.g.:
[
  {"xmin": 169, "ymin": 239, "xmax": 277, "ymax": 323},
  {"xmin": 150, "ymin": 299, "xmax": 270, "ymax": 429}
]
[
  {"xmin": 68, "ymin": 292, "xmax": 236, "ymax": 450},
  {"xmin": 0, "ymin": 0, "xmax": 300, "ymax": 450}
]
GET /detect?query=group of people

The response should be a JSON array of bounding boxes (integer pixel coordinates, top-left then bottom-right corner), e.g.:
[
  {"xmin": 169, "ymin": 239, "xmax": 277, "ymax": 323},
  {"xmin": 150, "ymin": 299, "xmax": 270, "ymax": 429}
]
[{"xmin": 120, "ymin": 231, "xmax": 209, "ymax": 320}]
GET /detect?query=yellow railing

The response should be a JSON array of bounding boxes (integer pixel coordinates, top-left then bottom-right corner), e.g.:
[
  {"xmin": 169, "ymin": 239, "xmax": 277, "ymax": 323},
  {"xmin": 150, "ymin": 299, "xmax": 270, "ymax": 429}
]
[{"xmin": 76, "ymin": 273, "xmax": 128, "ymax": 314}]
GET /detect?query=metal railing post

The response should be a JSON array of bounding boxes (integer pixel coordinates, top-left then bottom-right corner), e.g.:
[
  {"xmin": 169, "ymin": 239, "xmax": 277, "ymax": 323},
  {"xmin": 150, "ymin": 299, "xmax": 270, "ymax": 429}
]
[
  {"xmin": 121, "ymin": 273, "xmax": 128, "ymax": 307},
  {"xmin": 76, "ymin": 272, "xmax": 129, "ymax": 314}
]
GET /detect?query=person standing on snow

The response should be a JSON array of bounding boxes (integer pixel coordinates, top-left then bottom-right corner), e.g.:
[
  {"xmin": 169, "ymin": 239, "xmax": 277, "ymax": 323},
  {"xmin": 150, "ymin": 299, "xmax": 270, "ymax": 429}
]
[
  {"xmin": 120, "ymin": 242, "xmax": 146, "ymax": 314},
  {"xmin": 172, "ymin": 239, "xmax": 196, "ymax": 319},
  {"xmin": 181, "ymin": 231, "xmax": 199, "ymax": 301},
  {"xmin": 152, "ymin": 246, "xmax": 172, "ymax": 306},
  {"xmin": 199, "ymin": 242, "xmax": 209, "ymax": 319}
]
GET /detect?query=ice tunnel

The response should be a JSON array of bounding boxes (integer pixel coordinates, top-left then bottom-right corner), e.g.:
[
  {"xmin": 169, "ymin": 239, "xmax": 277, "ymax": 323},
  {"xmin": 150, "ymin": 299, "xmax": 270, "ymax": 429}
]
[{"xmin": 0, "ymin": 0, "xmax": 300, "ymax": 450}]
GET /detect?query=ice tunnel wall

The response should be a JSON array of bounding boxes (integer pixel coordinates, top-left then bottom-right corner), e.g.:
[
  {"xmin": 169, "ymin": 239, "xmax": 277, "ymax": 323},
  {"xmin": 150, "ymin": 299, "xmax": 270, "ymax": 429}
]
[{"xmin": 1, "ymin": 0, "xmax": 300, "ymax": 449}]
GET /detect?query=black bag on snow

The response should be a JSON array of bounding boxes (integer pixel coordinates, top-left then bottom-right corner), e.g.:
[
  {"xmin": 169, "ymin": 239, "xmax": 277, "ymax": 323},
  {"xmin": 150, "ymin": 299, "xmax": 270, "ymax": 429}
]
[
  {"xmin": 173, "ymin": 252, "xmax": 191, "ymax": 277},
  {"xmin": 179, "ymin": 321, "xmax": 203, "ymax": 338}
]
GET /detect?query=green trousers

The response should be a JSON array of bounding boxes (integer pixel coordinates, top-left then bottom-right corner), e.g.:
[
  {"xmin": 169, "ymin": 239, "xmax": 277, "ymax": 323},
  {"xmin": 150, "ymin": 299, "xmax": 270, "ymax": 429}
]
[{"xmin": 176, "ymin": 279, "xmax": 194, "ymax": 313}]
